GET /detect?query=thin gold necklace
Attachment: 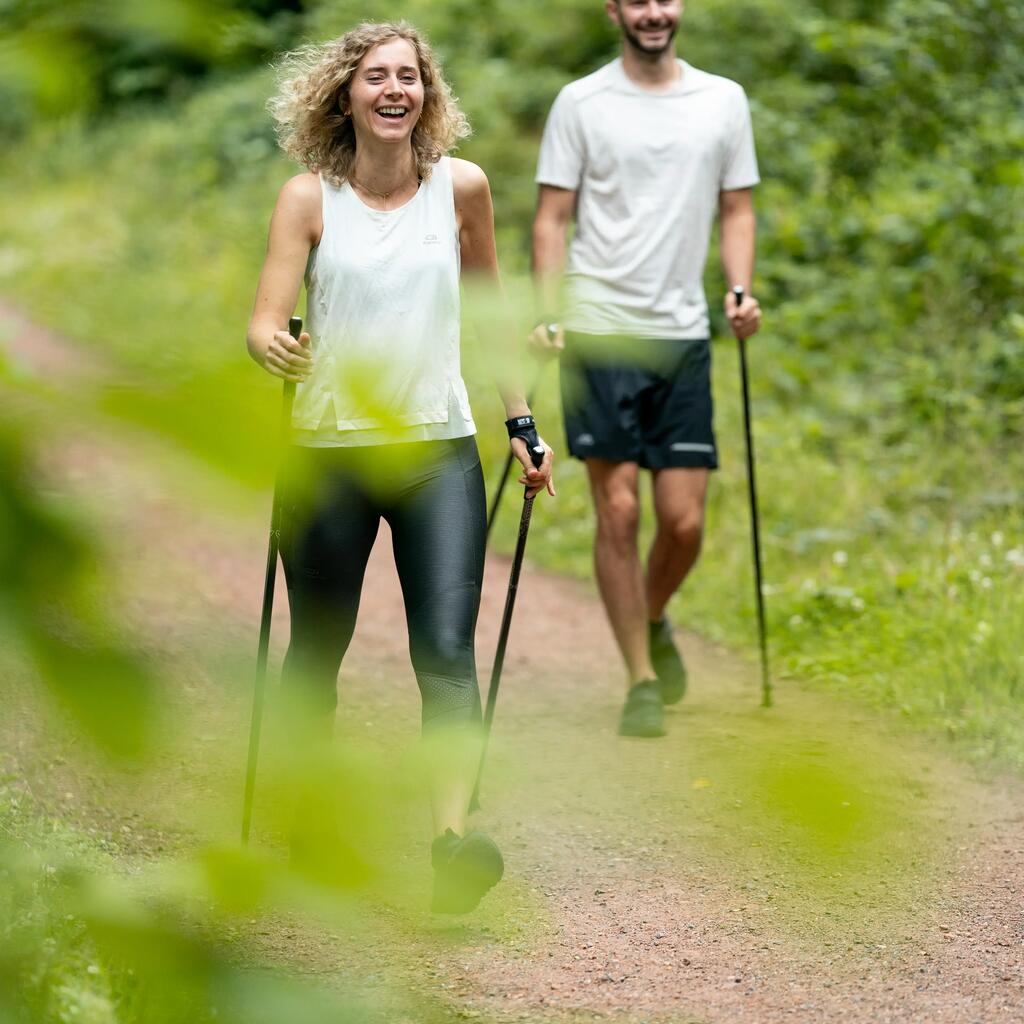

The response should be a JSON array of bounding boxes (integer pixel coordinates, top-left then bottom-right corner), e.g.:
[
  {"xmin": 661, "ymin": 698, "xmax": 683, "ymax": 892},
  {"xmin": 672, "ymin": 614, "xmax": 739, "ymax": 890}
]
[{"xmin": 350, "ymin": 172, "xmax": 419, "ymax": 208}]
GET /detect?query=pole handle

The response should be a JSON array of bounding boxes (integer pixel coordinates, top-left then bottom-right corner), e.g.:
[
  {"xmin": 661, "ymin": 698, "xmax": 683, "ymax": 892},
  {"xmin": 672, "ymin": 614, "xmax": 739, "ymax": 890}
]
[
  {"xmin": 281, "ymin": 316, "xmax": 302, "ymax": 413},
  {"xmin": 522, "ymin": 441, "xmax": 545, "ymax": 498},
  {"xmin": 285, "ymin": 316, "xmax": 303, "ymax": 391},
  {"xmin": 732, "ymin": 285, "xmax": 745, "ymax": 310}
]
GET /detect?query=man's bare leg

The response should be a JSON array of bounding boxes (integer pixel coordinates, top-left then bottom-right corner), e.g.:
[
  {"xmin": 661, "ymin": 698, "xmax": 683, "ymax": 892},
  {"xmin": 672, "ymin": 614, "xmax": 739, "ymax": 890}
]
[
  {"xmin": 640, "ymin": 467, "xmax": 709, "ymax": 705},
  {"xmin": 646, "ymin": 467, "xmax": 709, "ymax": 620},
  {"xmin": 586, "ymin": 458, "xmax": 657, "ymax": 685}
]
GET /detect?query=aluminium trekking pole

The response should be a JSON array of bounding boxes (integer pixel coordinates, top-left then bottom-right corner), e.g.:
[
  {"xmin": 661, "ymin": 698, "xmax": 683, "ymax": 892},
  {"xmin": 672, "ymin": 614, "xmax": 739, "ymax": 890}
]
[
  {"xmin": 471, "ymin": 442, "xmax": 546, "ymax": 811},
  {"xmin": 732, "ymin": 286, "xmax": 772, "ymax": 708},
  {"xmin": 241, "ymin": 314, "xmax": 303, "ymax": 844}
]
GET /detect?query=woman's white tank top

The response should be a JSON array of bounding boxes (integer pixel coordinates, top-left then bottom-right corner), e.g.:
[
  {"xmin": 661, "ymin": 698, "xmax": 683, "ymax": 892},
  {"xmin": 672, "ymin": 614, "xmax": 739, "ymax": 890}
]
[{"xmin": 292, "ymin": 156, "xmax": 475, "ymax": 446}]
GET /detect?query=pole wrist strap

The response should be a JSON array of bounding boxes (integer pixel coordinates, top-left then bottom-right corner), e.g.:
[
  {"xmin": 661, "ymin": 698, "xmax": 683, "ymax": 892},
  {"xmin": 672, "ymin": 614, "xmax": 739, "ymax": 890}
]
[{"xmin": 505, "ymin": 415, "xmax": 544, "ymax": 468}]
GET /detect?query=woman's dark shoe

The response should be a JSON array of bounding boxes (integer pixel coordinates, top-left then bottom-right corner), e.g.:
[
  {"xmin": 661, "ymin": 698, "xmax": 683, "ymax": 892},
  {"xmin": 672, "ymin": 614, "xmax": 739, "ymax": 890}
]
[
  {"xmin": 617, "ymin": 680, "xmax": 666, "ymax": 738},
  {"xmin": 431, "ymin": 828, "xmax": 504, "ymax": 914},
  {"xmin": 649, "ymin": 617, "xmax": 687, "ymax": 705}
]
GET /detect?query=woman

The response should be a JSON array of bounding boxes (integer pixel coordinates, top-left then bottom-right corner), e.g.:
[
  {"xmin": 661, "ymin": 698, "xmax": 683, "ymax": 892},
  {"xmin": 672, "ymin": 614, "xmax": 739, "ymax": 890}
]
[{"xmin": 246, "ymin": 22, "xmax": 554, "ymax": 914}]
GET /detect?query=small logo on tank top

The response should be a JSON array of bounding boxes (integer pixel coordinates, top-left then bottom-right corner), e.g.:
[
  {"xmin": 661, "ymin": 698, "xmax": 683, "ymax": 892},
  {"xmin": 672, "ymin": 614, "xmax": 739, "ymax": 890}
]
[{"xmin": 422, "ymin": 233, "xmax": 439, "ymax": 245}]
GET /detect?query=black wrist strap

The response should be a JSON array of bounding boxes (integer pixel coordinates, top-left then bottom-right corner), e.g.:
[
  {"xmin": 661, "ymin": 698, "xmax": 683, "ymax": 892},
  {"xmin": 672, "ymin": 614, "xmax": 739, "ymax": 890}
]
[
  {"xmin": 505, "ymin": 416, "xmax": 545, "ymax": 470},
  {"xmin": 505, "ymin": 415, "xmax": 535, "ymax": 437}
]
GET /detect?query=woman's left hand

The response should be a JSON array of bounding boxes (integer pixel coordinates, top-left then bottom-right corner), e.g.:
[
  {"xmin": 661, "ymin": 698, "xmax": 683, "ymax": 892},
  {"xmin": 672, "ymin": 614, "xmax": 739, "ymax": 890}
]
[{"xmin": 511, "ymin": 436, "xmax": 556, "ymax": 499}]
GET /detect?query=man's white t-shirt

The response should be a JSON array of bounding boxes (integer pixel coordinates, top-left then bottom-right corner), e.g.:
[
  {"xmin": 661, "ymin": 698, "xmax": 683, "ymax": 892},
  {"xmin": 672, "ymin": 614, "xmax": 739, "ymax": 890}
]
[{"xmin": 536, "ymin": 58, "xmax": 760, "ymax": 340}]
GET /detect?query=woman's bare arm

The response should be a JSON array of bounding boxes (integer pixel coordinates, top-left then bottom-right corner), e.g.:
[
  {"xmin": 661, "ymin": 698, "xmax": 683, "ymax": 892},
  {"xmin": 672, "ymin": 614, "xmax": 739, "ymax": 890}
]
[
  {"xmin": 247, "ymin": 172, "xmax": 322, "ymax": 380},
  {"xmin": 452, "ymin": 157, "xmax": 554, "ymax": 496}
]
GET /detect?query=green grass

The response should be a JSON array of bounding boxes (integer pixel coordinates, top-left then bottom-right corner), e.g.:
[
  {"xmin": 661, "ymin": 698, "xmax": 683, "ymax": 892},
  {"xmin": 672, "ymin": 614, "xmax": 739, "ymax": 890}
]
[{"xmin": 481, "ymin": 324, "xmax": 1024, "ymax": 769}]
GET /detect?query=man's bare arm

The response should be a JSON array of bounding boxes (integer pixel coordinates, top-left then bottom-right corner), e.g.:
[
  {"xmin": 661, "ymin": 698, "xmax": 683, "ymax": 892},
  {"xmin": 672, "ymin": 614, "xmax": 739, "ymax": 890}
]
[
  {"xmin": 719, "ymin": 187, "xmax": 762, "ymax": 340},
  {"xmin": 530, "ymin": 184, "xmax": 577, "ymax": 352}
]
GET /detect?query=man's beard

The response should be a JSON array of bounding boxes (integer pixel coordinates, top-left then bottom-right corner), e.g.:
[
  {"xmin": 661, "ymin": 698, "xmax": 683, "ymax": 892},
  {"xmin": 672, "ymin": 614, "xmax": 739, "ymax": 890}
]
[{"xmin": 621, "ymin": 20, "xmax": 678, "ymax": 57}]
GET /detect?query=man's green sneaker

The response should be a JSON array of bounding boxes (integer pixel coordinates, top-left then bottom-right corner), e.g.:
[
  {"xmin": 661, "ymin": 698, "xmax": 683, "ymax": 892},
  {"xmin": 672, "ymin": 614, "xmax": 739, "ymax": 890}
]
[
  {"xmin": 431, "ymin": 828, "xmax": 504, "ymax": 914},
  {"xmin": 649, "ymin": 617, "xmax": 687, "ymax": 705},
  {"xmin": 617, "ymin": 680, "xmax": 666, "ymax": 738}
]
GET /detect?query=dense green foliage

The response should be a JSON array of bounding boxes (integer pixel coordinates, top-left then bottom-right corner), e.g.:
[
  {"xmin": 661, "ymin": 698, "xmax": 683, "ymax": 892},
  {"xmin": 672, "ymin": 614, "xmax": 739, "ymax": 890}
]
[{"xmin": 0, "ymin": 0, "xmax": 304, "ymax": 130}]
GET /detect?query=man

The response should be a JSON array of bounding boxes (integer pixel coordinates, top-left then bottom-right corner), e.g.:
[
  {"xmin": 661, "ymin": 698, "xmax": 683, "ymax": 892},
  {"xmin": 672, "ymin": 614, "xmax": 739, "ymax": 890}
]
[{"xmin": 531, "ymin": 0, "xmax": 762, "ymax": 737}]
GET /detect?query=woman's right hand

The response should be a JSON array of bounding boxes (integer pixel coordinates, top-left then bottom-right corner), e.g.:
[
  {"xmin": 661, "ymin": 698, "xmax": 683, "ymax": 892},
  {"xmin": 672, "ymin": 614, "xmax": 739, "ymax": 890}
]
[{"xmin": 263, "ymin": 329, "xmax": 312, "ymax": 382}]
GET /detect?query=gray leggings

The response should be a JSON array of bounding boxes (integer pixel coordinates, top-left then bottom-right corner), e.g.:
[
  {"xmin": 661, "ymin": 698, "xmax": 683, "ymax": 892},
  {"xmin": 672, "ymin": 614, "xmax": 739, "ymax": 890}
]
[{"xmin": 279, "ymin": 436, "xmax": 486, "ymax": 730}]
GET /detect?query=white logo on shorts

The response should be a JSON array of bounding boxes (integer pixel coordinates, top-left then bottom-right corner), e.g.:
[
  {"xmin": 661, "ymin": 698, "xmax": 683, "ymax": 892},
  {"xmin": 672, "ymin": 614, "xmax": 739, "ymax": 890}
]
[
  {"xmin": 669, "ymin": 442, "xmax": 715, "ymax": 453},
  {"xmin": 576, "ymin": 433, "xmax": 595, "ymax": 445}
]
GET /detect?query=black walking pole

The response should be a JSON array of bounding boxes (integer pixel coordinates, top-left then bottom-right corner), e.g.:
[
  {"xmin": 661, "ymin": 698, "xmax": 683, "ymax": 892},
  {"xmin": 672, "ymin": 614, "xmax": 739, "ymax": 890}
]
[
  {"xmin": 732, "ymin": 286, "xmax": 772, "ymax": 708},
  {"xmin": 470, "ymin": 442, "xmax": 546, "ymax": 812},
  {"xmin": 241, "ymin": 314, "xmax": 303, "ymax": 844}
]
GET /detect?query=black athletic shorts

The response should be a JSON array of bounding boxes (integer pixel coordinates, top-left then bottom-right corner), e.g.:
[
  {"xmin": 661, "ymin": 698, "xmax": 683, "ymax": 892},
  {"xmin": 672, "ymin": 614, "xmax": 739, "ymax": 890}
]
[{"xmin": 559, "ymin": 332, "xmax": 718, "ymax": 470}]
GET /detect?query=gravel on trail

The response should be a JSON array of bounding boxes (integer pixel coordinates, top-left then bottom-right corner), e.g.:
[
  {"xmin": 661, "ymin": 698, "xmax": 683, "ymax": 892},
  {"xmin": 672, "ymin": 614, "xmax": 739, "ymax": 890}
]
[{"xmin": 3, "ymin": 305, "xmax": 1023, "ymax": 1024}]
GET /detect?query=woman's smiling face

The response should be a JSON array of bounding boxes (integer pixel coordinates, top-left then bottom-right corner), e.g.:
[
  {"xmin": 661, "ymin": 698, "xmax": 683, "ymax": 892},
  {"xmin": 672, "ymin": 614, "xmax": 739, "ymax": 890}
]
[{"xmin": 346, "ymin": 38, "xmax": 425, "ymax": 146}]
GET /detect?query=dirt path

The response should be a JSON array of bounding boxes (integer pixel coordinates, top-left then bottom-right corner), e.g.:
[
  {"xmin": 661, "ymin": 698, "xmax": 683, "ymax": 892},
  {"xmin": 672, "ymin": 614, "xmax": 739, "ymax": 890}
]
[{"xmin": 3, "ymin": 305, "xmax": 1023, "ymax": 1023}]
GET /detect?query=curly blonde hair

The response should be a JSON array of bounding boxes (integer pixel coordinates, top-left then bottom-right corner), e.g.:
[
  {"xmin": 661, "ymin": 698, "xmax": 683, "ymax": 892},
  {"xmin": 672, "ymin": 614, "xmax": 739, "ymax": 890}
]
[{"xmin": 269, "ymin": 22, "xmax": 470, "ymax": 186}]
